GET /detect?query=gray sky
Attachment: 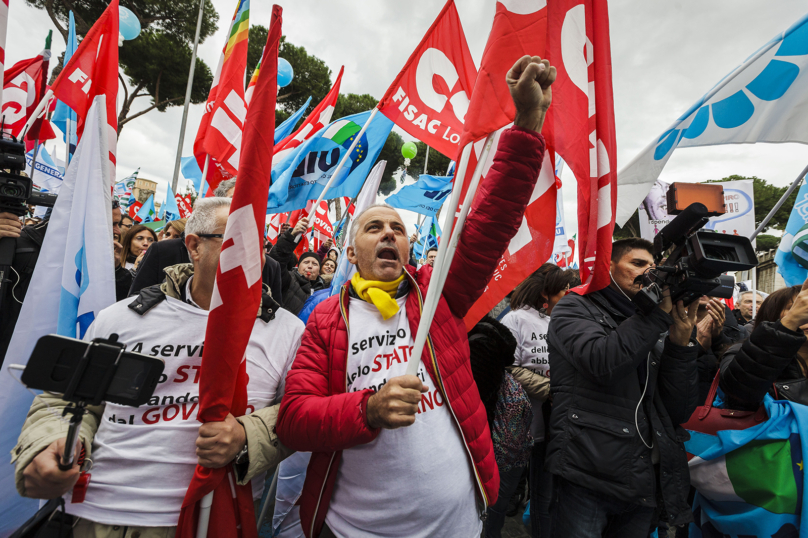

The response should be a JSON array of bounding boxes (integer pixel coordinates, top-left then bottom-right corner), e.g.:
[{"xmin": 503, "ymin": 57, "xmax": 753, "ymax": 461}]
[{"xmin": 8, "ymin": 0, "xmax": 808, "ymax": 240}]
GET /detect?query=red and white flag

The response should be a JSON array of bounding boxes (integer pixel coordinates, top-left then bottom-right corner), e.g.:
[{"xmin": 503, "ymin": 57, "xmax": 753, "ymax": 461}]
[
  {"xmin": 266, "ymin": 211, "xmax": 287, "ymax": 242},
  {"xmin": 175, "ymin": 194, "xmax": 193, "ymax": 218},
  {"xmin": 342, "ymin": 196, "xmax": 355, "ymax": 217},
  {"xmin": 461, "ymin": 0, "xmax": 556, "ymax": 329},
  {"xmin": 175, "ymin": 6, "xmax": 281, "ymax": 538},
  {"xmin": 547, "ymin": 0, "xmax": 617, "ymax": 294},
  {"xmin": 311, "ymin": 200, "xmax": 333, "ymax": 251},
  {"xmin": 2, "ymin": 47, "xmax": 51, "ymax": 139},
  {"xmin": 193, "ymin": 0, "xmax": 250, "ymax": 194},
  {"xmin": 272, "ymin": 66, "xmax": 343, "ymax": 163},
  {"xmin": 49, "ymin": 0, "xmax": 118, "ymax": 177},
  {"xmin": 378, "ymin": 0, "xmax": 477, "ymax": 159}
]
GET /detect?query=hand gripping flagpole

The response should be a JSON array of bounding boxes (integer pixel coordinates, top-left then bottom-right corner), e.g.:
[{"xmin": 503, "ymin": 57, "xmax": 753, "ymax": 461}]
[{"xmin": 406, "ymin": 133, "xmax": 496, "ymax": 376}]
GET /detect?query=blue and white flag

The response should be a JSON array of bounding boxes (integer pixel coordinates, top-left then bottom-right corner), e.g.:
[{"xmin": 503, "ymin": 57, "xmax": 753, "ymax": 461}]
[
  {"xmin": 159, "ymin": 181, "xmax": 181, "ymax": 222},
  {"xmin": 329, "ymin": 160, "xmax": 387, "ymax": 295},
  {"xmin": 267, "ymin": 109, "xmax": 394, "ymax": 213},
  {"xmin": 25, "ymin": 146, "xmax": 63, "ymax": 194},
  {"xmin": 0, "ymin": 96, "xmax": 116, "ymax": 533},
  {"xmin": 51, "ymin": 11, "xmax": 78, "ymax": 161},
  {"xmin": 113, "ymin": 168, "xmax": 138, "ymax": 202},
  {"xmin": 413, "ymin": 216, "xmax": 441, "ymax": 261},
  {"xmin": 617, "ymin": 12, "xmax": 808, "ymax": 226},
  {"xmin": 275, "ymin": 96, "xmax": 311, "ymax": 144},
  {"xmin": 775, "ymin": 182, "xmax": 808, "ymax": 286},
  {"xmin": 136, "ymin": 194, "xmax": 157, "ymax": 223},
  {"xmin": 385, "ymin": 174, "xmax": 452, "ymax": 217}
]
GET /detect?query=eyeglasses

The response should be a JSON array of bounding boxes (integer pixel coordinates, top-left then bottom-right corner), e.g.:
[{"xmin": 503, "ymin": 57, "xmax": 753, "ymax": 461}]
[{"xmin": 198, "ymin": 233, "xmax": 224, "ymax": 239}]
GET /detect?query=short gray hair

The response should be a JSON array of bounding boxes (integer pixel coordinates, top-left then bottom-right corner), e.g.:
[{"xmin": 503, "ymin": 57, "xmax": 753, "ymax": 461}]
[
  {"xmin": 739, "ymin": 290, "xmax": 765, "ymax": 301},
  {"xmin": 214, "ymin": 178, "xmax": 237, "ymax": 198},
  {"xmin": 348, "ymin": 203, "xmax": 400, "ymax": 246},
  {"xmin": 186, "ymin": 197, "xmax": 231, "ymax": 237}
]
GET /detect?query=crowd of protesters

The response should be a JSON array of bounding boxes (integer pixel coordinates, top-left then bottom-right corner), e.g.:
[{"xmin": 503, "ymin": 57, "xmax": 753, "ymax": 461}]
[{"xmin": 0, "ymin": 55, "xmax": 801, "ymax": 538}]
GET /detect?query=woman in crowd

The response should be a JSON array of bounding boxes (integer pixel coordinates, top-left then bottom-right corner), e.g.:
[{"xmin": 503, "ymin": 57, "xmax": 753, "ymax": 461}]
[
  {"xmin": 467, "ymin": 316, "xmax": 533, "ymax": 538},
  {"xmin": 319, "ymin": 258, "xmax": 337, "ymax": 287},
  {"xmin": 119, "ymin": 225, "xmax": 157, "ymax": 272},
  {"xmin": 720, "ymin": 282, "xmax": 808, "ymax": 409},
  {"xmin": 501, "ymin": 264, "xmax": 579, "ymax": 538},
  {"xmin": 160, "ymin": 219, "xmax": 186, "ymax": 241},
  {"xmin": 120, "ymin": 214, "xmax": 134, "ymax": 236}
]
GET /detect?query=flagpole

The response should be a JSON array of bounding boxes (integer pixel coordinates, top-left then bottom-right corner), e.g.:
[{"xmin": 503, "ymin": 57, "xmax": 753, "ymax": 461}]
[
  {"xmin": 406, "ymin": 135, "xmax": 494, "ymax": 376},
  {"xmin": 415, "ymin": 146, "xmax": 430, "ymax": 231},
  {"xmin": 171, "ymin": 0, "xmax": 206, "ymax": 194},
  {"xmin": 750, "ymin": 162, "xmax": 808, "ymax": 240},
  {"xmin": 64, "ymin": 117, "xmax": 71, "ymax": 165},
  {"xmin": 199, "ymin": 155, "xmax": 211, "ymax": 197}
]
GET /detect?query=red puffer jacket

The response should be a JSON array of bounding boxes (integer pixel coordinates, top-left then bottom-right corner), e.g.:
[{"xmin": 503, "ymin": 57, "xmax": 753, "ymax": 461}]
[{"xmin": 276, "ymin": 126, "xmax": 546, "ymax": 538}]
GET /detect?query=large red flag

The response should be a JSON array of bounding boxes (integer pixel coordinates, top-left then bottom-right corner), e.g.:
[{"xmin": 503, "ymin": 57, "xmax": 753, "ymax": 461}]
[
  {"xmin": 175, "ymin": 6, "xmax": 281, "ymax": 538},
  {"xmin": 1, "ymin": 38, "xmax": 54, "ymax": 141},
  {"xmin": 547, "ymin": 0, "xmax": 617, "ymax": 294},
  {"xmin": 49, "ymin": 0, "xmax": 118, "ymax": 171},
  {"xmin": 460, "ymin": 1, "xmax": 557, "ymax": 329},
  {"xmin": 378, "ymin": 0, "xmax": 477, "ymax": 158}
]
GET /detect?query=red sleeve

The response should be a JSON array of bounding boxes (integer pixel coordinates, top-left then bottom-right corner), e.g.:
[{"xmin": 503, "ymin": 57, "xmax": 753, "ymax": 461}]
[
  {"xmin": 276, "ymin": 305, "xmax": 380, "ymax": 452},
  {"xmin": 443, "ymin": 126, "xmax": 546, "ymax": 318}
]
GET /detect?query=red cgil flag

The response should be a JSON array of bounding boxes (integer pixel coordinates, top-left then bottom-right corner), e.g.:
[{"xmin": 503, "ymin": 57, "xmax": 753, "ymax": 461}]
[
  {"xmin": 1, "ymin": 40, "xmax": 54, "ymax": 142},
  {"xmin": 460, "ymin": 0, "xmax": 557, "ymax": 329},
  {"xmin": 378, "ymin": 0, "xmax": 477, "ymax": 159},
  {"xmin": 547, "ymin": 0, "xmax": 617, "ymax": 294},
  {"xmin": 174, "ymin": 6, "xmax": 282, "ymax": 538}
]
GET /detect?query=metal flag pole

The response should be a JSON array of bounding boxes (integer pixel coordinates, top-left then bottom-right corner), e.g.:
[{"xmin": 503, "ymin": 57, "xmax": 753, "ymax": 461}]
[
  {"xmin": 171, "ymin": 0, "xmax": 206, "ymax": 194},
  {"xmin": 750, "ymin": 162, "xmax": 808, "ymax": 240},
  {"xmin": 64, "ymin": 116, "xmax": 72, "ymax": 165}
]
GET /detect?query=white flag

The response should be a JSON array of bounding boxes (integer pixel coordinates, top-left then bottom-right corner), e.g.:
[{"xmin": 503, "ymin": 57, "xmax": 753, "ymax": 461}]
[
  {"xmin": 616, "ymin": 13, "xmax": 808, "ymax": 226},
  {"xmin": 0, "ymin": 96, "xmax": 116, "ymax": 531}
]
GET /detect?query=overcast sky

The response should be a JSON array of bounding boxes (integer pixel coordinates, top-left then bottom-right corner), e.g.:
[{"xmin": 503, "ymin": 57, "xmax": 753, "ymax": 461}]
[{"xmin": 8, "ymin": 0, "xmax": 808, "ymax": 239}]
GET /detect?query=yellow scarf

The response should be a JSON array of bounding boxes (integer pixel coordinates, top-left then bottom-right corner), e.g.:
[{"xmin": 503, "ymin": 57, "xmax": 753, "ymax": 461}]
[{"xmin": 351, "ymin": 273, "xmax": 405, "ymax": 320}]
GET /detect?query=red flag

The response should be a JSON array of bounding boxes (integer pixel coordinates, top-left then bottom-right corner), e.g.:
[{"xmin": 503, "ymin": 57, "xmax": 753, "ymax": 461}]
[
  {"xmin": 460, "ymin": 1, "xmax": 557, "ymax": 329},
  {"xmin": 175, "ymin": 6, "xmax": 281, "ymax": 538},
  {"xmin": 273, "ymin": 67, "xmax": 343, "ymax": 161},
  {"xmin": 378, "ymin": 0, "xmax": 477, "ymax": 158},
  {"xmin": 2, "ymin": 49, "xmax": 51, "ymax": 139},
  {"xmin": 311, "ymin": 200, "xmax": 333, "ymax": 251},
  {"xmin": 342, "ymin": 196, "xmax": 355, "ymax": 217},
  {"xmin": 567, "ymin": 236, "xmax": 576, "ymax": 267},
  {"xmin": 129, "ymin": 200, "xmax": 143, "ymax": 220},
  {"xmin": 175, "ymin": 194, "xmax": 193, "ymax": 218},
  {"xmin": 547, "ymin": 0, "xmax": 617, "ymax": 294},
  {"xmin": 50, "ymin": 0, "xmax": 118, "ymax": 170}
]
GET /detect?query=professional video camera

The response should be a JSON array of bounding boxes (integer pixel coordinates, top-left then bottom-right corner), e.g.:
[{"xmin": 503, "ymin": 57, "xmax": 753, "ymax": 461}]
[
  {"xmin": 632, "ymin": 182, "xmax": 759, "ymax": 315},
  {"xmin": 0, "ymin": 134, "xmax": 57, "ymax": 215}
]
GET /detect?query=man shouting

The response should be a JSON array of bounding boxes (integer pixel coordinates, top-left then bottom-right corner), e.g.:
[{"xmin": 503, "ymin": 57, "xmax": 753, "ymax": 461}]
[{"xmin": 276, "ymin": 56, "xmax": 556, "ymax": 538}]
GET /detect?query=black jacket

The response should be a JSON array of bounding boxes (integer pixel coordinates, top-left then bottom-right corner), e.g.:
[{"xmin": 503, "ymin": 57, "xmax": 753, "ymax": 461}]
[
  {"xmin": 694, "ymin": 305, "xmax": 748, "ymax": 403},
  {"xmin": 269, "ymin": 229, "xmax": 325, "ymax": 315},
  {"xmin": 546, "ymin": 289, "xmax": 699, "ymax": 526},
  {"xmin": 719, "ymin": 321, "xmax": 807, "ymax": 410},
  {"xmin": 129, "ymin": 237, "xmax": 284, "ymax": 303}
]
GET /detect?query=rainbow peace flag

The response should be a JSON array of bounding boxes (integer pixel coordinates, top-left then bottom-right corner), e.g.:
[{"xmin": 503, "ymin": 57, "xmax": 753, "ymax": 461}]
[
  {"xmin": 225, "ymin": 0, "xmax": 249, "ymax": 61},
  {"xmin": 687, "ymin": 395, "xmax": 808, "ymax": 537}
]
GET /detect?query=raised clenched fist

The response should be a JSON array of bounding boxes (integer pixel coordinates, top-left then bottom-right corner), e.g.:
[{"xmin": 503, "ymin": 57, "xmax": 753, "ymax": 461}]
[{"xmin": 506, "ymin": 55, "xmax": 557, "ymax": 133}]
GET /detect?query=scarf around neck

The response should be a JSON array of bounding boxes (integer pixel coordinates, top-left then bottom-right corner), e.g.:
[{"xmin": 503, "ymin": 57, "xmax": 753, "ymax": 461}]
[{"xmin": 351, "ymin": 272, "xmax": 406, "ymax": 320}]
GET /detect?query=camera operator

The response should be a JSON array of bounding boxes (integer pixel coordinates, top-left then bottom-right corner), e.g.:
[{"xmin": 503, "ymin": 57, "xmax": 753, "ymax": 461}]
[
  {"xmin": 12, "ymin": 198, "xmax": 303, "ymax": 535},
  {"xmin": 545, "ymin": 238, "xmax": 700, "ymax": 537}
]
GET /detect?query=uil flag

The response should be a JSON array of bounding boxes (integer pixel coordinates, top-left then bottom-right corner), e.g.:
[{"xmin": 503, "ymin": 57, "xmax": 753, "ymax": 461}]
[
  {"xmin": 175, "ymin": 6, "xmax": 281, "ymax": 538},
  {"xmin": 193, "ymin": 0, "xmax": 250, "ymax": 193},
  {"xmin": 2, "ymin": 36, "xmax": 52, "ymax": 139},
  {"xmin": 136, "ymin": 194, "xmax": 157, "ymax": 223},
  {"xmin": 460, "ymin": 0, "xmax": 557, "ymax": 328},
  {"xmin": 378, "ymin": 0, "xmax": 477, "ymax": 158},
  {"xmin": 385, "ymin": 173, "xmax": 453, "ymax": 217},
  {"xmin": 273, "ymin": 66, "xmax": 343, "ymax": 162},
  {"xmin": 547, "ymin": 0, "xmax": 617, "ymax": 295},
  {"xmin": 617, "ymin": 13, "xmax": 808, "ymax": 226},
  {"xmin": 49, "ymin": 0, "xmax": 119, "ymax": 175}
]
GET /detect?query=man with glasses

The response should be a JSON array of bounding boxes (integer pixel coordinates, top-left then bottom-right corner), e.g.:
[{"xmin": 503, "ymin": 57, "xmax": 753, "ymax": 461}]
[{"xmin": 14, "ymin": 197, "xmax": 303, "ymax": 535}]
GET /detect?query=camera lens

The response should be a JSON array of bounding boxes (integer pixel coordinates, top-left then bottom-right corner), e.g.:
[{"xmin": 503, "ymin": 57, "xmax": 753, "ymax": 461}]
[{"xmin": 0, "ymin": 183, "xmax": 24, "ymax": 198}]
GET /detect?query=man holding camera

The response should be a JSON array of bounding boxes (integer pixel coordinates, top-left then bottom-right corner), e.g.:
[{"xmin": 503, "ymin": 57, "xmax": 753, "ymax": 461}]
[
  {"xmin": 546, "ymin": 237, "xmax": 700, "ymax": 537},
  {"xmin": 12, "ymin": 198, "xmax": 303, "ymax": 536}
]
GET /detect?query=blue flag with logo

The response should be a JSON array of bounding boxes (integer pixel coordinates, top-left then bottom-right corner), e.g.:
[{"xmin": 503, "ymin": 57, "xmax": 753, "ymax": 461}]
[
  {"xmin": 137, "ymin": 194, "xmax": 157, "ymax": 223},
  {"xmin": 776, "ymin": 182, "xmax": 808, "ymax": 286},
  {"xmin": 275, "ymin": 96, "xmax": 311, "ymax": 144},
  {"xmin": 159, "ymin": 182, "xmax": 181, "ymax": 222},
  {"xmin": 385, "ymin": 174, "xmax": 453, "ymax": 217},
  {"xmin": 267, "ymin": 109, "xmax": 394, "ymax": 213},
  {"xmin": 51, "ymin": 11, "xmax": 78, "ymax": 160}
]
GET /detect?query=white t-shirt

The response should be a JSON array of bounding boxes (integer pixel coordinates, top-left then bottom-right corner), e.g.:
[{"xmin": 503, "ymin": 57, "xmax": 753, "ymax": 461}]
[
  {"xmin": 501, "ymin": 307, "xmax": 550, "ymax": 441},
  {"xmin": 325, "ymin": 296, "xmax": 481, "ymax": 538},
  {"xmin": 66, "ymin": 290, "xmax": 305, "ymax": 527}
]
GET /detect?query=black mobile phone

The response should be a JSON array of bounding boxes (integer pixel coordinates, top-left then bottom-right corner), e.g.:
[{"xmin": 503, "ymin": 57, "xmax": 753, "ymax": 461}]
[{"xmin": 22, "ymin": 334, "xmax": 164, "ymax": 407}]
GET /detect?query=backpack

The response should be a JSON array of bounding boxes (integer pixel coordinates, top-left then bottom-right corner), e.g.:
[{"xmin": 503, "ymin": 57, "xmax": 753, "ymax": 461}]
[{"xmin": 491, "ymin": 372, "xmax": 534, "ymax": 472}]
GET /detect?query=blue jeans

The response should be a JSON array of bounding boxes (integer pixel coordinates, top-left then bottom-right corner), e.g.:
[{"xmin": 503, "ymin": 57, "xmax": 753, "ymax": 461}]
[
  {"xmin": 485, "ymin": 463, "xmax": 526, "ymax": 538},
  {"xmin": 529, "ymin": 441, "xmax": 552, "ymax": 538},
  {"xmin": 551, "ymin": 477, "xmax": 655, "ymax": 538}
]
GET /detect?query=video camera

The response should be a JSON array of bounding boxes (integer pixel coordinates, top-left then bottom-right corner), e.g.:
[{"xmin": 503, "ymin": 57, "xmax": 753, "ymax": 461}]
[
  {"xmin": 632, "ymin": 183, "xmax": 759, "ymax": 315},
  {"xmin": 0, "ymin": 134, "xmax": 57, "ymax": 216}
]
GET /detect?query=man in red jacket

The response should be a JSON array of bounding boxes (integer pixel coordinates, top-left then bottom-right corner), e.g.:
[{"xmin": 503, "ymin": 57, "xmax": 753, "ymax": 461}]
[{"xmin": 276, "ymin": 56, "xmax": 556, "ymax": 538}]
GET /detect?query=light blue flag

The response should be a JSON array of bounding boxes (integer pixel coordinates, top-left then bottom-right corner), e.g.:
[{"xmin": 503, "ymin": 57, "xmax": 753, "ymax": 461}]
[
  {"xmin": 25, "ymin": 146, "xmax": 63, "ymax": 194},
  {"xmin": 385, "ymin": 174, "xmax": 452, "ymax": 217},
  {"xmin": 160, "ymin": 182, "xmax": 181, "ymax": 222},
  {"xmin": 267, "ymin": 109, "xmax": 394, "ymax": 213},
  {"xmin": 775, "ymin": 182, "xmax": 808, "ymax": 286},
  {"xmin": 181, "ymin": 156, "xmax": 203, "ymax": 192},
  {"xmin": 51, "ymin": 11, "xmax": 77, "ymax": 158},
  {"xmin": 275, "ymin": 96, "xmax": 311, "ymax": 144},
  {"xmin": 413, "ymin": 216, "xmax": 441, "ymax": 260},
  {"xmin": 0, "ymin": 97, "xmax": 116, "ymax": 532},
  {"xmin": 137, "ymin": 194, "xmax": 157, "ymax": 223}
]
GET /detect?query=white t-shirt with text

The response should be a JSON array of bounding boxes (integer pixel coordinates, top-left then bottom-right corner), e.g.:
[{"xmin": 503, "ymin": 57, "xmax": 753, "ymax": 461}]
[
  {"xmin": 325, "ymin": 296, "xmax": 481, "ymax": 538},
  {"xmin": 65, "ymin": 293, "xmax": 305, "ymax": 527}
]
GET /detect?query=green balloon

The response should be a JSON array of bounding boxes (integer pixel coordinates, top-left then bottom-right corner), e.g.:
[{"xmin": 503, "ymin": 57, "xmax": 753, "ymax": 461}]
[{"xmin": 402, "ymin": 141, "xmax": 418, "ymax": 159}]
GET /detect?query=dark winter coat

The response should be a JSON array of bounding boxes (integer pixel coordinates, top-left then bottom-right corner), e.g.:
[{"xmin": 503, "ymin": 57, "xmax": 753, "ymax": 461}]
[
  {"xmin": 546, "ymin": 289, "xmax": 700, "ymax": 527},
  {"xmin": 269, "ymin": 229, "xmax": 325, "ymax": 315},
  {"xmin": 719, "ymin": 320, "xmax": 807, "ymax": 410},
  {"xmin": 694, "ymin": 305, "xmax": 748, "ymax": 403}
]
